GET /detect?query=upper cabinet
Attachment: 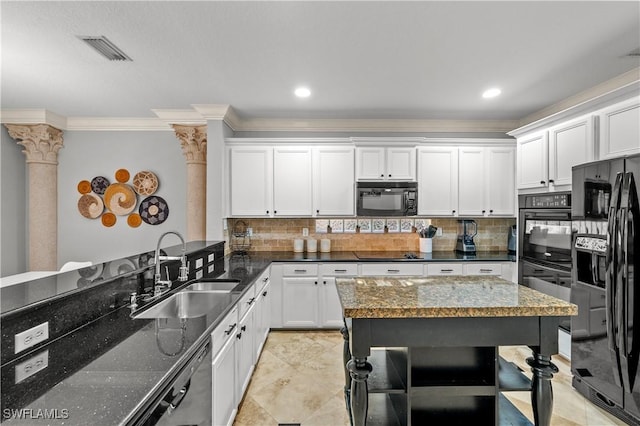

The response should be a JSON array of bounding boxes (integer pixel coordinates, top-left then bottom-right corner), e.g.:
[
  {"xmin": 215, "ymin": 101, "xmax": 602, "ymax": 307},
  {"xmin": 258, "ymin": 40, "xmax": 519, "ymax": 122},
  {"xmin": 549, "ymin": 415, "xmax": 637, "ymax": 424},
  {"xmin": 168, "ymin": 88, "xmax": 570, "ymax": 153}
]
[
  {"xmin": 597, "ymin": 97, "xmax": 640, "ymax": 159},
  {"xmin": 516, "ymin": 115, "xmax": 594, "ymax": 191},
  {"xmin": 356, "ymin": 147, "xmax": 416, "ymax": 181},
  {"xmin": 417, "ymin": 147, "xmax": 458, "ymax": 216},
  {"xmin": 313, "ymin": 147, "xmax": 355, "ymax": 216},
  {"xmin": 273, "ymin": 147, "xmax": 313, "ymax": 216},
  {"xmin": 418, "ymin": 144, "xmax": 516, "ymax": 217},
  {"xmin": 229, "ymin": 147, "xmax": 273, "ymax": 217},
  {"xmin": 228, "ymin": 144, "xmax": 354, "ymax": 217}
]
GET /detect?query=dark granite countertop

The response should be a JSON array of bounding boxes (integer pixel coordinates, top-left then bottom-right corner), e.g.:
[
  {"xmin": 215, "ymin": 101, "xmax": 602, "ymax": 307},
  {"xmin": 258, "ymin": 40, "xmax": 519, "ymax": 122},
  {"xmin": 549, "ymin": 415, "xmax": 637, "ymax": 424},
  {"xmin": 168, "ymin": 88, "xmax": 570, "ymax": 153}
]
[
  {"xmin": 254, "ymin": 250, "xmax": 515, "ymax": 263},
  {"xmin": 0, "ymin": 248, "xmax": 515, "ymax": 425}
]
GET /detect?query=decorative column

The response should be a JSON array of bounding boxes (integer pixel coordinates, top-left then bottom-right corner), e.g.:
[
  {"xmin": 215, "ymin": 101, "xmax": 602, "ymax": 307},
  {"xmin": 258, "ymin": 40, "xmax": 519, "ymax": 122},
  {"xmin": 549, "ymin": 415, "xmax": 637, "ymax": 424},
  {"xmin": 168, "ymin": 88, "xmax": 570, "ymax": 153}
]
[
  {"xmin": 5, "ymin": 124, "xmax": 63, "ymax": 271},
  {"xmin": 172, "ymin": 124, "xmax": 207, "ymax": 241}
]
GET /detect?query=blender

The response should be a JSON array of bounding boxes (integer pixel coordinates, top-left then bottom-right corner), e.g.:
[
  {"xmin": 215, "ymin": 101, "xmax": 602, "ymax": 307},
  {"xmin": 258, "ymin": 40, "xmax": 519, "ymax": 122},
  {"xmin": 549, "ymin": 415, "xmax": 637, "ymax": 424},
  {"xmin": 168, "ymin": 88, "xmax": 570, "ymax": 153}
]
[{"xmin": 455, "ymin": 220, "xmax": 477, "ymax": 254}]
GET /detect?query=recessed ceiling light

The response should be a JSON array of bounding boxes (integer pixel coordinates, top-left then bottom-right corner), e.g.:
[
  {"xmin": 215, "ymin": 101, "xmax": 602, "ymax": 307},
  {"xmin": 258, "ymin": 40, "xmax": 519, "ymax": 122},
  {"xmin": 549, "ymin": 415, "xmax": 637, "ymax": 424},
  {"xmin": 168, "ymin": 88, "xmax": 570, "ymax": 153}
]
[
  {"xmin": 294, "ymin": 87, "xmax": 311, "ymax": 98},
  {"xmin": 482, "ymin": 88, "xmax": 501, "ymax": 99}
]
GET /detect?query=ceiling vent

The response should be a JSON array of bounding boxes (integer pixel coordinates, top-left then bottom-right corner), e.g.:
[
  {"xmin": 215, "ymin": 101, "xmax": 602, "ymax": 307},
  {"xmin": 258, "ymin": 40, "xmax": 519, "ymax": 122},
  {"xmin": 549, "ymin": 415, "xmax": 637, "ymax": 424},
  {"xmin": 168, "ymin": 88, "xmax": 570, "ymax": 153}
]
[{"xmin": 79, "ymin": 36, "xmax": 132, "ymax": 61}]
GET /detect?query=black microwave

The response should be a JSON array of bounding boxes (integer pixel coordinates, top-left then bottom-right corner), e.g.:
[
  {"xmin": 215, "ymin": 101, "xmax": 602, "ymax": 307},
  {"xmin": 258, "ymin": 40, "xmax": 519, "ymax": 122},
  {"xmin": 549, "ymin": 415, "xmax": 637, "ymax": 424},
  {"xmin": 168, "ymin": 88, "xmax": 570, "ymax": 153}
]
[{"xmin": 356, "ymin": 181, "xmax": 417, "ymax": 216}]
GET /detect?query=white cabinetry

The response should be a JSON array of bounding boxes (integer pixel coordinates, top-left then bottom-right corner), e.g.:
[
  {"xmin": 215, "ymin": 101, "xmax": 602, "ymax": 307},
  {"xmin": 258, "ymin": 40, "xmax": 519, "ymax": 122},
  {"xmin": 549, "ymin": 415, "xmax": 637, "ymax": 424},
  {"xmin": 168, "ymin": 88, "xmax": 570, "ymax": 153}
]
[
  {"xmin": 598, "ymin": 97, "xmax": 640, "ymax": 159},
  {"xmin": 517, "ymin": 115, "xmax": 595, "ymax": 191},
  {"xmin": 229, "ymin": 147, "xmax": 273, "ymax": 216},
  {"xmin": 356, "ymin": 147, "xmax": 416, "ymax": 181},
  {"xmin": 360, "ymin": 263, "xmax": 424, "ymax": 276},
  {"xmin": 419, "ymin": 145, "xmax": 515, "ymax": 217},
  {"xmin": 313, "ymin": 147, "xmax": 355, "ymax": 216},
  {"xmin": 273, "ymin": 147, "xmax": 313, "ymax": 216},
  {"xmin": 236, "ymin": 284, "xmax": 256, "ymax": 403},
  {"xmin": 417, "ymin": 147, "xmax": 458, "ymax": 216},
  {"xmin": 211, "ymin": 305, "xmax": 238, "ymax": 426},
  {"xmin": 278, "ymin": 263, "xmax": 355, "ymax": 329},
  {"xmin": 254, "ymin": 270, "xmax": 271, "ymax": 359}
]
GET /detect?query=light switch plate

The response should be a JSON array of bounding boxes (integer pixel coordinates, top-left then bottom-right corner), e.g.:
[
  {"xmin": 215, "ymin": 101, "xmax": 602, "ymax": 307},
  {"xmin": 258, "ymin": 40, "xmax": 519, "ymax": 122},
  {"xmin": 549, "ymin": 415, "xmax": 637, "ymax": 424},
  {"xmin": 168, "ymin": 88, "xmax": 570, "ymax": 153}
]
[
  {"xmin": 436, "ymin": 228, "xmax": 443, "ymax": 237},
  {"xmin": 195, "ymin": 258, "xmax": 203, "ymax": 268},
  {"xmin": 15, "ymin": 322, "xmax": 49, "ymax": 354},
  {"xmin": 208, "ymin": 253, "xmax": 215, "ymax": 262},
  {"xmin": 15, "ymin": 350, "xmax": 49, "ymax": 383}
]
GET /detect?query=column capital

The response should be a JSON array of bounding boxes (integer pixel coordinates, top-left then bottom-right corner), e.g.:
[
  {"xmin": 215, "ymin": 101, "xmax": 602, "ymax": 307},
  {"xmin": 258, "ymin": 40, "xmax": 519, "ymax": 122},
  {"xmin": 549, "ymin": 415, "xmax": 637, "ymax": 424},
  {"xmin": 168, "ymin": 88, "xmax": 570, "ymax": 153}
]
[
  {"xmin": 4, "ymin": 123, "xmax": 64, "ymax": 164},
  {"xmin": 172, "ymin": 124, "xmax": 207, "ymax": 164}
]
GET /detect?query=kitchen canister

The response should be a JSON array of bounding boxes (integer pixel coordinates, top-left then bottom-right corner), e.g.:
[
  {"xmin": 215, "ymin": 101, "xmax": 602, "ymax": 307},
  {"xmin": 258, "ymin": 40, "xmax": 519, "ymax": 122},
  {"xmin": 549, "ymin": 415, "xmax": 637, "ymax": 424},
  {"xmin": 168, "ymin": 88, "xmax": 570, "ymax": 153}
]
[
  {"xmin": 293, "ymin": 239, "xmax": 304, "ymax": 253},
  {"xmin": 306, "ymin": 239, "xmax": 318, "ymax": 253},
  {"xmin": 320, "ymin": 239, "xmax": 331, "ymax": 253},
  {"xmin": 419, "ymin": 237, "xmax": 433, "ymax": 253}
]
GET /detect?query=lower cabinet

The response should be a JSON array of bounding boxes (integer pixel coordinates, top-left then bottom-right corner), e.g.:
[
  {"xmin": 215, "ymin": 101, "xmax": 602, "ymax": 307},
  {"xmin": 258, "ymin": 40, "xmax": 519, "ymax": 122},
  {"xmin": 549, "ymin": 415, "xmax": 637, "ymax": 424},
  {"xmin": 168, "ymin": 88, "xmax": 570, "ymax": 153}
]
[{"xmin": 211, "ymin": 269, "xmax": 271, "ymax": 426}]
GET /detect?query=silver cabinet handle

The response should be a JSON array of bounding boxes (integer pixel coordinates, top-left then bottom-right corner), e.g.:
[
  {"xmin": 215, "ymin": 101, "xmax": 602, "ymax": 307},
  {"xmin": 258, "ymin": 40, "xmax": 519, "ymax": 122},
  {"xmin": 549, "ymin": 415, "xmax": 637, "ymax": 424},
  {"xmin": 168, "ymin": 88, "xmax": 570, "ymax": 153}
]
[
  {"xmin": 441, "ymin": 269, "xmax": 453, "ymax": 273},
  {"xmin": 334, "ymin": 269, "xmax": 347, "ymax": 273},
  {"xmin": 294, "ymin": 269, "xmax": 307, "ymax": 273},
  {"xmin": 387, "ymin": 269, "xmax": 400, "ymax": 273}
]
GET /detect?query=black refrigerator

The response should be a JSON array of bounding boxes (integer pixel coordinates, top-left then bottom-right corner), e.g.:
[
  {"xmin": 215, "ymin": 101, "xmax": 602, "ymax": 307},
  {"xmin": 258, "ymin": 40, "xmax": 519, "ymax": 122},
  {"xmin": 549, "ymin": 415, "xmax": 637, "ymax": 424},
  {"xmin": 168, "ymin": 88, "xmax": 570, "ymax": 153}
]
[{"xmin": 571, "ymin": 154, "xmax": 640, "ymax": 424}]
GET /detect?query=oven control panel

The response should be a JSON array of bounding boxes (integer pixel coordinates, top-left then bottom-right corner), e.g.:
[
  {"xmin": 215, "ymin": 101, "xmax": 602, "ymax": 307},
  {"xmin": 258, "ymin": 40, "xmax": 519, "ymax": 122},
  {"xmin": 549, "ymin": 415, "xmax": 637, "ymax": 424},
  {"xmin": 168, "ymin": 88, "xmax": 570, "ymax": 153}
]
[{"xmin": 526, "ymin": 193, "xmax": 571, "ymax": 208}]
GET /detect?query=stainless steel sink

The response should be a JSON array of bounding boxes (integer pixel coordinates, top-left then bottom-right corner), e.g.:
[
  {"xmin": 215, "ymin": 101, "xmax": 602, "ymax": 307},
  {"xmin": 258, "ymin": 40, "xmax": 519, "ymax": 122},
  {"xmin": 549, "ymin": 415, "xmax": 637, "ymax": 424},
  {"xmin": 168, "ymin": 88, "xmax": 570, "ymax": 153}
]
[
  {"xmin": 134, "ymin": 291, "xmax": 233, "ymax": 319},
  {"xmin": 184, "ymin": 281, "xmax": 239, "ymax": 292}
]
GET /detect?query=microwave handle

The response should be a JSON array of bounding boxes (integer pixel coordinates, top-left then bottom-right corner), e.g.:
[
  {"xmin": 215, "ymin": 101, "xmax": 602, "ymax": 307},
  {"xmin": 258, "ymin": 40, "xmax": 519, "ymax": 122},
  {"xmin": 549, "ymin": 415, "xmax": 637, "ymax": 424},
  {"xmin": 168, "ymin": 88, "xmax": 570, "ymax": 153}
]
[{"xmin": 591, "ymin": 253, "xmax": 599, "ymax": 286}]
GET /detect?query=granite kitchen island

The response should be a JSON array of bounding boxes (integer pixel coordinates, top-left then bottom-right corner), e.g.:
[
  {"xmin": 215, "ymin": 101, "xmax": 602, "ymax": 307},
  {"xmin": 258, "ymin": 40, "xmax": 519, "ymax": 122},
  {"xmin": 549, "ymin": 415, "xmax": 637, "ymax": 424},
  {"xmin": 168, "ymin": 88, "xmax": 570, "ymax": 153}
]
[{"xmin": 336, "ymin": 276, "xmax": 577, "ymax": 426}]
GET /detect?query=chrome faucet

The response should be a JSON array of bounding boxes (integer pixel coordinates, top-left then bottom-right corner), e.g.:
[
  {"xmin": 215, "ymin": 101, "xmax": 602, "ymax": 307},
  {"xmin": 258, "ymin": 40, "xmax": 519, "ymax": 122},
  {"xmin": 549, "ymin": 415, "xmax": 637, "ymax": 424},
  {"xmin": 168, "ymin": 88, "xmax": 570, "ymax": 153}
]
[{"xmin": 153, "ymin": 231, "xmax": 188, "ymax": 297}]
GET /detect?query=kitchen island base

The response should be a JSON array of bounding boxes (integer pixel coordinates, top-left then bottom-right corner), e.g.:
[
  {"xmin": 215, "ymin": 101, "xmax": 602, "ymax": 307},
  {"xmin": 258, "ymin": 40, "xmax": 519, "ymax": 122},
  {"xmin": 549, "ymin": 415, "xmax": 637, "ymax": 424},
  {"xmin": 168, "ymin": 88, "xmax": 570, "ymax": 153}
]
[{"xmin": 342, "ymin": 316, "xmax": 561, "ymax": 426}]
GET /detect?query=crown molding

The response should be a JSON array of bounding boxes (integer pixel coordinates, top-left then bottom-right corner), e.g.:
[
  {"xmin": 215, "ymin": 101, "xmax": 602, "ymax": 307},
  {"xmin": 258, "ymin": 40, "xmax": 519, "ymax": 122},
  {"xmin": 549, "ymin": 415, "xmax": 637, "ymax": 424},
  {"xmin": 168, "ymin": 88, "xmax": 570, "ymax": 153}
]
[
  {"xmin": 151, "ymin": 109, "xmax": 207, "ymax": 126},
  {"xmin": 0, "ymin": 109, "xmax": 67, "ymax": 130},
  {"xmin": 65, "ymin": 117, "xmax": 172, "ymax": 131},
  {"xmin": 229, "ymin": 117, "xmax": 519, "ymax": 133},
  {"xmin": 510, "ymin": 67, "xmax": 640, "ymax": 137}
]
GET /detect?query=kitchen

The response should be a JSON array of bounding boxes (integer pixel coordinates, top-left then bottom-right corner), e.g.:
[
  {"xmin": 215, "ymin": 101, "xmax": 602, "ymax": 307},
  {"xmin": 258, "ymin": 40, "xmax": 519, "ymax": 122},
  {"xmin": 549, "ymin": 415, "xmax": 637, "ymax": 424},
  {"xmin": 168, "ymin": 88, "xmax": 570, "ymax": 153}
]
[{"xmin": 1, "ymin": 1, "xmax": 639, "ymax": 425}]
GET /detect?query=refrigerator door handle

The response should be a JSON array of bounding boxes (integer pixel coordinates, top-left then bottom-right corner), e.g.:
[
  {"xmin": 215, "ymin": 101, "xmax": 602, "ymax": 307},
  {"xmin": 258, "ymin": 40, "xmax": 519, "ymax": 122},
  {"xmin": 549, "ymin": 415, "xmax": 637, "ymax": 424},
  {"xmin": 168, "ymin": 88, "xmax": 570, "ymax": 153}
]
[{"xmin": 606, "ymin": 173, "xmax": 623, "ymax": 354}]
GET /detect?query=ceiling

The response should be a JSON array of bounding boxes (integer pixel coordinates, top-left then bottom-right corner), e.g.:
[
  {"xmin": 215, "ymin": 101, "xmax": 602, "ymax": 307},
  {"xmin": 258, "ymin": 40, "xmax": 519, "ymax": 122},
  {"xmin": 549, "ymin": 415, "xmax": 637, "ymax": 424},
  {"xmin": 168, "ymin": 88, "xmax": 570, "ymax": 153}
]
[{"xmin": 2, "ymin": 1, "xmax": 639, "ymax": 126}]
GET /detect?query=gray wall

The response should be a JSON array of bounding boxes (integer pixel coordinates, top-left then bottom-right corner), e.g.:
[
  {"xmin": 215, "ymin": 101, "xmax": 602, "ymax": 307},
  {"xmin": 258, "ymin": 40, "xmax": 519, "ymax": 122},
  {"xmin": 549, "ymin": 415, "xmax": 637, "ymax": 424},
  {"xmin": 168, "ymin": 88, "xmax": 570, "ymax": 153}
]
[
  {"xmin": 1, "ymin": 126, "xmax": 27, "ymax": 276},
  {"xmin": 58, "ymin": 130, "xmax": 187, "ymax": 266}
]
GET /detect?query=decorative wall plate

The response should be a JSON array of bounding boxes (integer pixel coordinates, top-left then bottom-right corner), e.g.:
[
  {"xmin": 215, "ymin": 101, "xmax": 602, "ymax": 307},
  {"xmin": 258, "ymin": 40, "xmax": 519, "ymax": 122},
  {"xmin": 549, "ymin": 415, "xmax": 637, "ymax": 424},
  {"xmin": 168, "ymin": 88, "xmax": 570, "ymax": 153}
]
[
  {"xmin": 132, "ymin": 171, "xmax": 159, "ymax": 195},
  {"xmin": 329, "ymin": 219, "xmax": 344, "ymax": 233},
  {"xmin": 101, "ymin": 212, "xmax": 116, "ymax": 227},
  {"xmin": 90, "ymin": 176, "xmax": 110, "ymax": 195},
  {"xmin": 108, "ymin": 259, "xmax": 136, "ymax": 277},
  {"xmin": 315, "ymin": 219, "xmax": 329, "ymax": 233},
  {"xmin": 386, "ymin": 218, "xmax": 400, "ymax": 233},
  {"xmin": 127, "ymin": 213, "xmax": 142, "ymax": 228},
  {"xmin": 115, "ymin": 168, "xmax": 130, "ymax": 183},
  {"xmin": 77, "ymin": 180, "xmax": 92, "ymax": 194},
  {"xmin": 77, "ymin": 193, "xmax": 104, "ymax": 219},
  {"xmin": 139, "ymin": 195, "xmax": 169, "ymax": 225},
  {"xmin": 344, "ymin": 219, "xmax": 357, "ymax": 233},
  {"xmin": 104, "ymin": 183, "xmax": 137, "ymax": 215},
  {"xmin": 400, "ymin": 218, "xmax": 414, "ymax": 233},
  {"xmin": 372, "ymin": 218, "xmax": 386, "ymax": 233}
]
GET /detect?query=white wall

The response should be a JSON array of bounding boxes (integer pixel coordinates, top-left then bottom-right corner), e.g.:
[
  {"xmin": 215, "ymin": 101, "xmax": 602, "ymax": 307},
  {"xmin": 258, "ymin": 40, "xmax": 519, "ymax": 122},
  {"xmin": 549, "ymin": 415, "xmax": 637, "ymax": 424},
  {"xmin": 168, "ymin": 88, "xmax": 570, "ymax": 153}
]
[
  {"xmin": 58, "ymin": 130, "xmax": 187, "ymax": 266},
  {"xmin": 1, "ymin": 126, "xmax": 27, "ymax": 276}
]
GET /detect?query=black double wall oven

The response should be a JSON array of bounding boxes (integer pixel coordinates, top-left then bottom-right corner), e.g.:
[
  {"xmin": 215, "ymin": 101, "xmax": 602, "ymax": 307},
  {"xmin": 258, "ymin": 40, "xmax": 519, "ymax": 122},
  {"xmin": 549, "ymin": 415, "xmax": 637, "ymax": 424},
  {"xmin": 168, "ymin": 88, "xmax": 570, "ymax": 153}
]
[{"xmin": 518, "ymin": 192, "xmax": 572, "ymax": 333}]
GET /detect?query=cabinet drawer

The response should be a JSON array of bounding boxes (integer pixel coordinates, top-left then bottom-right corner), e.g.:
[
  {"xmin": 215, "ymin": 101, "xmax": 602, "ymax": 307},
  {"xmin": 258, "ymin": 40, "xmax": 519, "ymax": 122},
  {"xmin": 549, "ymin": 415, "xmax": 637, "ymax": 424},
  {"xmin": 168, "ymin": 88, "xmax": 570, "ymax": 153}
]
[
  {"xmin": 238, "ymin": 284, "xmax": 256, "ymax": 319},
  {"xmin": 463, "ymin": 263, "xmax": 502, "ymax": 276},
  {"xmin": 211, "ymin": 304, "xmax": 238, "ymax": 356},
  {"xmin": 360, "ymin": 263, "xmax": 424, "ymax": 276},
  {"xmin": 426, "ymin": 263, "xmax": 463, "ymax": 276},
  {"xmin": 282, "ymin": 264, "xmax": 319, "ymax": 276},
  {"xmin": 255, "ymin": 269, "xmax": 270, "ymax": 292},
  {"xmin": 319, "ymin": 263, "xmax": 358, "ymax": 276}
]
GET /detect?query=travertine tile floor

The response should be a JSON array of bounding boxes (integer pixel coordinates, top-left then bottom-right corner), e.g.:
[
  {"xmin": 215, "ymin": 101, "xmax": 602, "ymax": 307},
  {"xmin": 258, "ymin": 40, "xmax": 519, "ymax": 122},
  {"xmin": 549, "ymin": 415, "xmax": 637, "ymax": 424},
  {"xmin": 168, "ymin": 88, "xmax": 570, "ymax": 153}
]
[{"xmin": 234, "ymin": 330, "xmax": 628, "ymax": 425}]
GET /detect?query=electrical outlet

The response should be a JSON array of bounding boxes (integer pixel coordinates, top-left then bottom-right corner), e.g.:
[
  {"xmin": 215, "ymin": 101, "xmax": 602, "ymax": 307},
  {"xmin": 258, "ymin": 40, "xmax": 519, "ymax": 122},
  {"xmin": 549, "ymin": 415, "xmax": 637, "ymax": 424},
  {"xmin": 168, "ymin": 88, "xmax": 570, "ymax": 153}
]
[
  {"xmin": 15, "ymin": 322, "xmax": 49, "ymax": 354},
  {"xmin": 208, "ymin": 253, "xmax": 215, "ymax": 262},
  {"xmin": 247, "ymin": 227, "xmax": 253, "ymax": 236},
  {"xmin": 302, "ymin": 228, "xmax": 309, "ymax": 237},
  {"xmin": 15, "ymin": 350, "xmax": 49, "ymax": 383},
  {"xmin": 436, "ymin": 228, "xmax": 443, "ymax": 237},
  {"xmin": 195, "ymin": 258, "xmax": 203, "ymax": 268}
]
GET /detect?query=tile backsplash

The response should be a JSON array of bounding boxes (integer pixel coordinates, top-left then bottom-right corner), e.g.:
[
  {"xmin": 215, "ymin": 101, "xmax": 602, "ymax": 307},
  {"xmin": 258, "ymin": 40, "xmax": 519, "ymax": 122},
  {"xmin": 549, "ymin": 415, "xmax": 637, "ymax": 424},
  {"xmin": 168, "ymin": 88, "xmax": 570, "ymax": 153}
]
[{"xmin": 225, "ymin": 217, "xmax": 516, "ymax": 253}]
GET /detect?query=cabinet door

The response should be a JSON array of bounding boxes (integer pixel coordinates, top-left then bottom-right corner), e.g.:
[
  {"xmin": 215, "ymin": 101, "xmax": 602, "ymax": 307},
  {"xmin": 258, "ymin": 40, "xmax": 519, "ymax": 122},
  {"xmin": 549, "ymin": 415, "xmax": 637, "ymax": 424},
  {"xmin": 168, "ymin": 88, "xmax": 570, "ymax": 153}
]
[
  {"xmin": 273, "ymin": 147, "xmax": 312, "ymax": 216},
  {"xmin": 386, "ymin": 147, "xmax": 416, "ymax": 180},
  {"xmin": 318, "ymin": 277, "xmax": 344, "ymax": 328},
  {"xmin": 356, "ymin": 147, "xmax": 386, "ymax": 180},
  {"xmin": 458, "ymin": 147, "xmax": 486, "ymax": 216},
  {"xmin": 549, "ymin": 115, "xmax": 594, "ymax": 187},
  {"xmin": 212, "ymin": 336, "xmax": 236, "ymax": 426},
  {"xmin": 282, "ymin": 277, "xmax": 319, "ymax": 327},
  {"xmin": 599, "ymin": 97, "xmax": 640, "ymax": 159},
  {"xmin": 255, "ymin": 280, "xmax": 271, "ymax": 358},
  {"xmin": 236, "ymin": 304, "xmax": 255, "ymax": 402},
  {"xmin": 517, "ymin": 132, "xmax": 548, "ymax": 190},
  {"xmin": 486, "ymin": 147, "xmax": 516, "ymax": 216},
  {"xmin": 417, "ymin": 147, "xmax": 458, "ymax": 216},
  {"xmin": 313, "ymin": 147, "xmax": 355, "ymax": 216},
  {"xmin": 229, "ymin": 147, "xmax": 273, "ymax": 216}
]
